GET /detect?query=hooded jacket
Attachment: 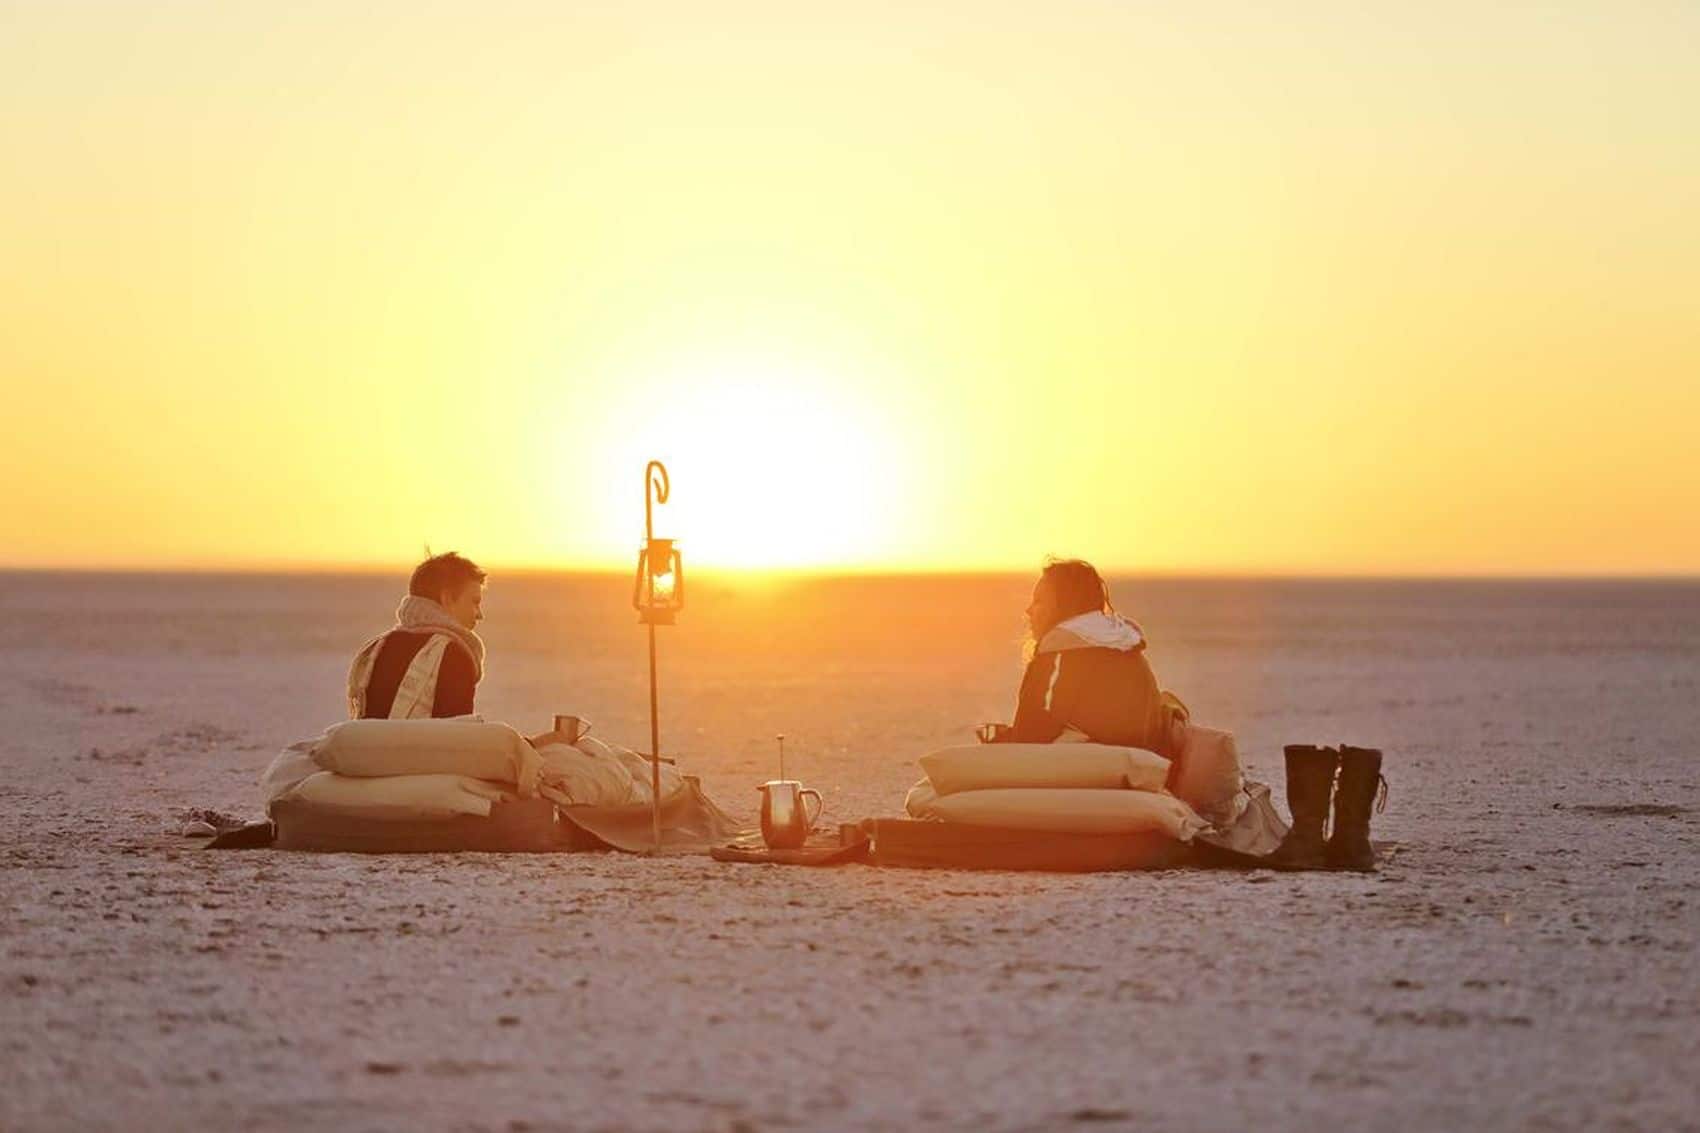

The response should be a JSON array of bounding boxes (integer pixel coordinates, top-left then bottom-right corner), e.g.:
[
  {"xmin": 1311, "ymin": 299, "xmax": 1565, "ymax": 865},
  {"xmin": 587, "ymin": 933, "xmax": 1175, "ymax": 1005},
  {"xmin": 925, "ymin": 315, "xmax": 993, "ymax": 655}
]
[{"xmin": 1002, "ymin": 610, "xmax": 1169, "ymax": 752}]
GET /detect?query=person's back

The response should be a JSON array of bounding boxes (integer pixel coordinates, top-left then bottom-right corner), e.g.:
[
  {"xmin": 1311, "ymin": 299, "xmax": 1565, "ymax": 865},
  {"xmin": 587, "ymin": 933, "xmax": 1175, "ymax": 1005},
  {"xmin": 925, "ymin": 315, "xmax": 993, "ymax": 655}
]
[
  {"xmin": 360, "ymin": 629, "xmax": 478, "ymax": 718},
  {"xmin": 348, "ymin": 552, "xmax": 487, "ymax": 720},
  {"xmin": 1010, "ymin": 609, "xmax": 1166, "ymax": 749},
  {"xmin": 998, "ymin": 559, "xmax": 1171, "ymax": 754}
]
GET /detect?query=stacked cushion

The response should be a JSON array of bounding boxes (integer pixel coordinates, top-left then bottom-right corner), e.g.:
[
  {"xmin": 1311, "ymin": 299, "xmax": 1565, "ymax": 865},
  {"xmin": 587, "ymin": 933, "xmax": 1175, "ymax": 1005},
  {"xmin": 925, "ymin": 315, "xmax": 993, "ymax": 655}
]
[
  {"xmin": 264, "ymin": 720, "xmax": 535, "ymax": 824},
  {"xmin": 263, "ymin": 720, "xmax": 679, "ymax": 826},
  {"xmin": 286, "ymin": 771, "xmax": 510, "ymax": 820},
  {"xmin": 310, "ymin": 719, "xmax": 541, "ymax": 795},
  {"xmin": 912, "ymin": 787, "xmax": 1205, "ymax": 840},
  {"xmin": 919, "ymin": 743, "xmax": 1170, "ymax": 795},
  {"xmin": 905, "ymin": 740, "xmax": 1206, "ymax": 843}
]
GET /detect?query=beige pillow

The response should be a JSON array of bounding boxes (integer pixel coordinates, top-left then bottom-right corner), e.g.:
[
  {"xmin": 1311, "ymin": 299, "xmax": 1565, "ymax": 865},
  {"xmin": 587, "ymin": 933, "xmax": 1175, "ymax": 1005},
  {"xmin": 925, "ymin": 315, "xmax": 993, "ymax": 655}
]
[
  {"xmin": 1168, "ymin": 725, "xmax": 1245, "ymax": 825},
  {"xmin": 919, "ymin": 743, "xmax": 1171, "ymax": 796},
  {"xmin": 911, "ymin": 787, "xmax": 1205, "ymax": 842},
  {"xmin": 282, "ymin": 771, "xmax": 510, "ymax": 820},
  {"xmin": 904, "ymin": 778, "xmax": 940, "ymax": 817},
  {"xmin": 312, "ymin": 719, "xmax": 541, "ymax": 796}
]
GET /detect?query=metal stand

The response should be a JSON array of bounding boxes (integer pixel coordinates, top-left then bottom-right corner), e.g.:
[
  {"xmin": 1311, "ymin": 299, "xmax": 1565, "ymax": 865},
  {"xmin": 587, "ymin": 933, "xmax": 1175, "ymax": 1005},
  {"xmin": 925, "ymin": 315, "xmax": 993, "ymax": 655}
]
[
  {"xmin": 648, "ymin": 621, "xmax": 661, "ymax": 851},
  {"xmin": 637, "ymin": 459, "xmax": 672, "ymax": 853}
]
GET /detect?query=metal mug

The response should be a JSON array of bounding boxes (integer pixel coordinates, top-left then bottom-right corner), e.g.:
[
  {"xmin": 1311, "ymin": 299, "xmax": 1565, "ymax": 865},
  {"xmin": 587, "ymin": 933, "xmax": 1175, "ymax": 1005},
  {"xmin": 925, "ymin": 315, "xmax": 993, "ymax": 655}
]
[
  {"xmin": 758, "ymin": 779, "xmax": 823, "ymax": 850},
  {"xmin": 552, "ymin": 715, "xmax": 589, "ymax": 744}
]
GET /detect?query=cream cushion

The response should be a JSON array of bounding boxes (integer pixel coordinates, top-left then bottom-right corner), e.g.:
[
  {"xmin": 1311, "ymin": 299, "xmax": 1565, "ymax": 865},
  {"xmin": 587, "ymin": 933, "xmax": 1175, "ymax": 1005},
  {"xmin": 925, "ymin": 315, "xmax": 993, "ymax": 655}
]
[
  {"xmin": 919, "ymin": 743, "xmax": 1170, "ymax": 796},
  {"xmin": 910, "ymin": 787, "xmax": 1205, "ymax": 841},
  {"xmin": 1167, "ymin": 725, "xmax": 1246, "ymax": 825},
  {"xmin": 283, "ymin": 771, "xmax": 511, "ymax": 820},
  {"xmin": 311, "ymin": 719, "xmax": 541, "ymax": 796},
  {"xmin": 903, "ymin": 778, "xmax": 940, "ymax": 816}
]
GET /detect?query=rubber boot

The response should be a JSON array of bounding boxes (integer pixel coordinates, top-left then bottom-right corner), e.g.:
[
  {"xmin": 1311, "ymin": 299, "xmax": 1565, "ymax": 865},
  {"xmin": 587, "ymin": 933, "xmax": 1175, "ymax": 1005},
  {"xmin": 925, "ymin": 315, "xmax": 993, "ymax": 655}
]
[
  {"xmin": 1265, "ymin": 745, "xmax": 1338, "ymax": 870},
  {"xmin": 1327, "ymin": 745, "xmax": 1385, "ymax": 872}
]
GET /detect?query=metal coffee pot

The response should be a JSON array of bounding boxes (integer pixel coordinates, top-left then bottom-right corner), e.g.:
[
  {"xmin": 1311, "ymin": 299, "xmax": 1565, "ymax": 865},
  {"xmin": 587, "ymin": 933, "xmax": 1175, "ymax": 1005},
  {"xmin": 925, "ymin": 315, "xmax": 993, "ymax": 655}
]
[{"xmin": 758, "ymin": 780, "xmax": 823, "ymax": 850}]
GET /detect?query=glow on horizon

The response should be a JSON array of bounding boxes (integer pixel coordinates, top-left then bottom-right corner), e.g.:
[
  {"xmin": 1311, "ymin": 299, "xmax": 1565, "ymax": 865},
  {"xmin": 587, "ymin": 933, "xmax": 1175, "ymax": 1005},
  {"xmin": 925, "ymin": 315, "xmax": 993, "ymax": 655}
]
[{"xmin": 2, "ymin": 2, "xmax": 1697, "ymax": 576}]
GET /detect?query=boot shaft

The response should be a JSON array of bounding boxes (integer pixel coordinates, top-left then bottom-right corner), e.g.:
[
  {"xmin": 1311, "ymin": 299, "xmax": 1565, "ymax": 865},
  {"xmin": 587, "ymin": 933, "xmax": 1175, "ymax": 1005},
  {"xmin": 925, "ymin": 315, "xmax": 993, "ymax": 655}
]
[
  {"xmin": 1281, "ymin": 744, "xmax": 1339, "ymax": 831},
  {"xmin": 1265, "ymin": 745, "xmax": 1338, "ymax": 870},
  {"xmin": 1333, "ymin": 745, "xmax": 1384, "ymax": 825},
  {"xmin": 1327, "ymin": 744, "xmax": 1384, "ymax": 871}
]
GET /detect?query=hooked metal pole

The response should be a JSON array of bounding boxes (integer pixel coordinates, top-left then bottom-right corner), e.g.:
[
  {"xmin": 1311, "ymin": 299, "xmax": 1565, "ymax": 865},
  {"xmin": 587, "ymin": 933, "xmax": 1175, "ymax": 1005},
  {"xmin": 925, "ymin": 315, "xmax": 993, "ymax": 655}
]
[{"xmin": 644, "ymin": 460, "xmax": 668, "ymax": 851}]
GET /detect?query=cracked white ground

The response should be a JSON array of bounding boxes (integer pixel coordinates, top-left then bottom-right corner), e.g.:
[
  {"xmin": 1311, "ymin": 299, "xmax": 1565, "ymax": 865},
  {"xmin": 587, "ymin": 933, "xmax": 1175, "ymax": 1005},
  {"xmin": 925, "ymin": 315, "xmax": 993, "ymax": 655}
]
[{"xmin": 2, "ymin": 574, "xmax": 1694, "ymax": 1132}]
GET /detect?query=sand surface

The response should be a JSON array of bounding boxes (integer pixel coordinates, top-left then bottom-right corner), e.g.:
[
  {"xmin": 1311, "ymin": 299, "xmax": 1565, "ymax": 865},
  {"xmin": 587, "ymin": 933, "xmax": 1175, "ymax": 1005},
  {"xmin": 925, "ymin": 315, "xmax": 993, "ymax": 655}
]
[{"xmin": 2, "ymin": 572, "xmax": 1696, "ymax": 1131}]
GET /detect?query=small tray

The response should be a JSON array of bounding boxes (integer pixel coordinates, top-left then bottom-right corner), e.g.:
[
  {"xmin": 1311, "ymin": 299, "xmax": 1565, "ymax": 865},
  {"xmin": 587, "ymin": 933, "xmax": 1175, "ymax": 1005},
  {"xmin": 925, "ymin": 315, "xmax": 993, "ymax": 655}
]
[{"xmin": 710, "ymin": 827, "xmax": 871, "ymax": 866}]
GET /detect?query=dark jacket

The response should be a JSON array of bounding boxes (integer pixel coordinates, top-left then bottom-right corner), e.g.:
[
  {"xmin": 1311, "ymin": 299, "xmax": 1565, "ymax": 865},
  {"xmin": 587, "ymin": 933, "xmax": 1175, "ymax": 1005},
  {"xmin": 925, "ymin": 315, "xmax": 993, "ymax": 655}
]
[
  {"xmin": 359, "ymin": 630, "xmax": 478, "ymax": 719},
  {"xmin": 1003, "ymin": 611, "xmax": 1168, "ymax": 753}
]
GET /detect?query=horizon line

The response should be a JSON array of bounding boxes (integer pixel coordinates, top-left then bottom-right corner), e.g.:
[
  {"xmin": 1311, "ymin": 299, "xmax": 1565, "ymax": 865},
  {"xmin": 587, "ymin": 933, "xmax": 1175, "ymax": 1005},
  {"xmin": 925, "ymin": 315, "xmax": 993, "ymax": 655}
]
[{"xmin": 3, "ymin": 562, "xmax": 1698, "ymax": 584}]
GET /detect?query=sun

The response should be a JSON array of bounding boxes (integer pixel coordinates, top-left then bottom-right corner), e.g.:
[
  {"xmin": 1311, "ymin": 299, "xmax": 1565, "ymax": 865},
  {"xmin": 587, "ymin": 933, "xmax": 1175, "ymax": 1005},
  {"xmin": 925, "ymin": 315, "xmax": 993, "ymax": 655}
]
[{"xmin": 602, "ymin": 359, "xmax": 910, "ymax": 571}]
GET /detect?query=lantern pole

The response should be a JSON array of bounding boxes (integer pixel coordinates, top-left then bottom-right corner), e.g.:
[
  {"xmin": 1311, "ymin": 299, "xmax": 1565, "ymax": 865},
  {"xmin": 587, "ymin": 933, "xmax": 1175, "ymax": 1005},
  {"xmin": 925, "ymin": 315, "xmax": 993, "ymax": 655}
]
[{"xmin": 644, "ymin": 460, "xmax": 668, "ymax": 851}]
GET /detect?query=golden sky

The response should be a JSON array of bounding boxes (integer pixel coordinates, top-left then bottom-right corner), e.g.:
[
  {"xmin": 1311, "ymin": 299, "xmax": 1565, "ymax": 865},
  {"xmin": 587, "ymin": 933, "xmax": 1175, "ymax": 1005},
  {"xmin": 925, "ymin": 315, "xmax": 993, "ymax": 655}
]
[{"xmin": 3, "ymin": 2, "xmax": 1696, "ymax": 574}]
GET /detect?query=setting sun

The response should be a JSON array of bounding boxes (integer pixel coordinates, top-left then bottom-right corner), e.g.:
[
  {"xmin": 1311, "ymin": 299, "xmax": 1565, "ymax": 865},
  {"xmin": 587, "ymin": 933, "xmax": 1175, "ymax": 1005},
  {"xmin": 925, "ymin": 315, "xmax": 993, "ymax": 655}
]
[{"xmin": 578, "ymin": 355, "xmax": 914, "ymax": 571}]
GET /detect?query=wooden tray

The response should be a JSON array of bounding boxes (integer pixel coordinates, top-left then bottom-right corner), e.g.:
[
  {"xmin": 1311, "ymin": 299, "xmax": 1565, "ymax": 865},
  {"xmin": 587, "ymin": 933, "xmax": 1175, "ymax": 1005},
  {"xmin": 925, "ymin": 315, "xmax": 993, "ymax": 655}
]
[{"xmin": 710, "ymin": 831, "xmax": 871, "ymax": 866}]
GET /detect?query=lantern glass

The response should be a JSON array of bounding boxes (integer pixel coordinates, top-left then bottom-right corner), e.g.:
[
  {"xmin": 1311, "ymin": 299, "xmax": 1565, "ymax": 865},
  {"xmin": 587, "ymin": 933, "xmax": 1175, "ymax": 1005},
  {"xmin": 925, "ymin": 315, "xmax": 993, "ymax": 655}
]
[{"xmin": 651, "ymin": 567, "xmax": 676, "ymax": 605}]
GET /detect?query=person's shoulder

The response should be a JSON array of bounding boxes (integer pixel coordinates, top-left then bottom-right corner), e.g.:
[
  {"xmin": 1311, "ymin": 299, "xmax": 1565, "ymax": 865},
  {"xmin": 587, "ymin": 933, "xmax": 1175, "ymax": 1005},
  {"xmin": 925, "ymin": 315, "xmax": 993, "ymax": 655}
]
[
  {"xmin": 1035, "ymin": 625, "xmax": 1089, "ymax": 654},
  {"xmin": 1039, "ymin": 612, "xmax": 1145, "ymax": 655},
  {"xmin": 374, "ymin": 628, "xmax": 430, "ymax": 654},
  {"xmin": 1025, "ymin": 645, "xmax": 1061, "ymax": 663}
]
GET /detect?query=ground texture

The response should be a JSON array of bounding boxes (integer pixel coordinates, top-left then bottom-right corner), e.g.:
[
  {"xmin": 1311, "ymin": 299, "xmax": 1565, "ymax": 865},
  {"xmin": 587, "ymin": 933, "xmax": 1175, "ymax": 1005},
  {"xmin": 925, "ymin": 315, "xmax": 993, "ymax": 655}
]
[{"xmin": 2, "ymin": 574, "xmax": 1696, "ymax": 1131}]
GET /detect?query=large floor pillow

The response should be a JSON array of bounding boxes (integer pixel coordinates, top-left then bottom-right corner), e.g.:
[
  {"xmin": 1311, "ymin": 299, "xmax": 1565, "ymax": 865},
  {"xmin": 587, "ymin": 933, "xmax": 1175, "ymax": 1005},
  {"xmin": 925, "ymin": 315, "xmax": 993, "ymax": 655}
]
[
  {"xmin": 312, "ymin": 719, "xmax": 541, "ymax": 795},
  {"xmin": 919, "ymin": 743, "xmax": 1170, "ymax": 796},
  {"xmin": 1168, "ymin": 725, "xmax": 1245, "ymax": 825},
  {"xmin": 912, "ymin": 787, "xmax": 1207, "ymax": 841},
  {"xmin": 272, "ymin": 795, "xmax": 601, "ymax": 854},
  {"xmin": 279, "ymin": 770, "xmax": 512, "ymax": 821}
]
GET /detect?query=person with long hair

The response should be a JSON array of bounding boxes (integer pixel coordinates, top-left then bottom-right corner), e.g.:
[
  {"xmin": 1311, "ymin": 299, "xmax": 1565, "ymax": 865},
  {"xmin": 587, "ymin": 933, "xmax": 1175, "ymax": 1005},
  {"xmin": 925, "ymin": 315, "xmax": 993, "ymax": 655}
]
[{"xmin": 992, "ymin": 558, "xmax": 1173, "ymax": 753}]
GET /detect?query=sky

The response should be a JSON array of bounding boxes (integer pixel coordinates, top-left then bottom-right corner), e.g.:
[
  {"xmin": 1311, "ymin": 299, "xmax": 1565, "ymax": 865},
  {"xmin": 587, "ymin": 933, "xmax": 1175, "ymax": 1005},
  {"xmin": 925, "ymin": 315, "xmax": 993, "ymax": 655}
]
[{"xmin": 2, "ymin": 1, "xmax": 1696, "ymax": 574}]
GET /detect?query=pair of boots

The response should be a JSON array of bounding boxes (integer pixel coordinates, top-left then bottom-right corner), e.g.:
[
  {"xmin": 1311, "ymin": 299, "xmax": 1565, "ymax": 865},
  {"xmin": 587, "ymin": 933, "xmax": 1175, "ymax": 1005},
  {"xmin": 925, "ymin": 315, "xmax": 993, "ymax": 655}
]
[{"xmin": 1267, "ymin": 744, "xmax": 1386, "ymax": 872}]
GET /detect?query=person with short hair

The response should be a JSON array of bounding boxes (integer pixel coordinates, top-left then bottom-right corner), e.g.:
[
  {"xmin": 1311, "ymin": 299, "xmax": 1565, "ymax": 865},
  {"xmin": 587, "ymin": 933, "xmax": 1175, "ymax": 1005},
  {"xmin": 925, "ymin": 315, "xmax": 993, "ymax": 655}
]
[
  {"xmin": 992, "ymin": 558, "xmax": 1174, "ymax": 753},
  {"xmin": 348, "ymin": 552, "xmax": 489, "ymax": 719}
]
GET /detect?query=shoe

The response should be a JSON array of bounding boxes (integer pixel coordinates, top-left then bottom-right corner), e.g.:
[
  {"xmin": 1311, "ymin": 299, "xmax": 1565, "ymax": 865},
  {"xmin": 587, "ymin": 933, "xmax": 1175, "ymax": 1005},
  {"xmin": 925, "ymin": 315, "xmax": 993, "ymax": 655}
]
[
  {"xmin": 1327, "ymin": 745, "xmax": 1386, "ymax": 871},
  {"xmin": 205, "ymin": 820, "xmax": 276, "ymax": 849},
  {"xmin": 1265, "ymin": 745, "xmax": 1338, "ymax": 870}
]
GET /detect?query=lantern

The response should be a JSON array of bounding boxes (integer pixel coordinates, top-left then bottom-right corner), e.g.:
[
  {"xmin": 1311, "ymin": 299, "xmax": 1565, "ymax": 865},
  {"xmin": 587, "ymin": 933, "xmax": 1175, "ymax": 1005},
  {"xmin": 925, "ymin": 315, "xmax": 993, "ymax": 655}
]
[
  {"xmin": 632, "ymin": 536, "xmax": 684, "ymax": 625},
  {"xmin": 631, "ymin": 460, "xmax": 682, "ymax": 849}
]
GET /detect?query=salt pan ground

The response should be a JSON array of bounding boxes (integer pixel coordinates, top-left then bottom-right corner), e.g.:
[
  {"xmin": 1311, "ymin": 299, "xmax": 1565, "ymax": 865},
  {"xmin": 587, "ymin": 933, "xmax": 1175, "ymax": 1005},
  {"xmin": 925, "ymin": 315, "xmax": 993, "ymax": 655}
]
[{"xmin": 2, "ymin": 573, "xmax": 1695, "ymax": 1131}]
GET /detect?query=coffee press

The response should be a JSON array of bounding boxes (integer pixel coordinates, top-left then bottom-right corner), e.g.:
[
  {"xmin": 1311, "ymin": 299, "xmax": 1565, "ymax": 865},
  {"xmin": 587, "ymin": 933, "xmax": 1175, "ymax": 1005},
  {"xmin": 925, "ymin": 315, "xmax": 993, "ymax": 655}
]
[{"xmin": 758, "ymin": 733, "xmax": 822, "ymax": 850}]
